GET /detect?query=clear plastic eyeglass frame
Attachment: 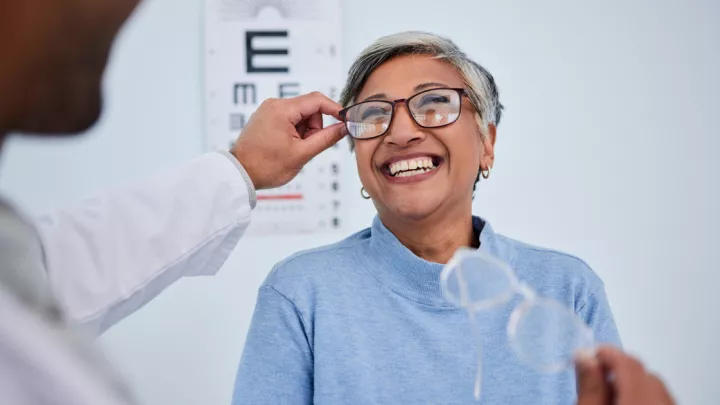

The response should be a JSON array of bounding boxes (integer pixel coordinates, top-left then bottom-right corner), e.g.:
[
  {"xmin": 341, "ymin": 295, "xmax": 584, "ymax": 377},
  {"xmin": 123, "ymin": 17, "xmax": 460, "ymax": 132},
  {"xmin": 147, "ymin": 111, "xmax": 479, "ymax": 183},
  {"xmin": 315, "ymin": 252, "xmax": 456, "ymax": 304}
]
[{"xmin": 440, "ymin": 247, "xmax": 596, "ymax": 401}]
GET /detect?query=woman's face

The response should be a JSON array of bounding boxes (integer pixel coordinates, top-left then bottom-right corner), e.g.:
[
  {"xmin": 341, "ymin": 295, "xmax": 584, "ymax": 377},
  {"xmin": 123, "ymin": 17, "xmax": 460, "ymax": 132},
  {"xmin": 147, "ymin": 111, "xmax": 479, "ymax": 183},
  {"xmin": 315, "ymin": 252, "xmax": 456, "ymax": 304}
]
[{"xmin": 354, "ymin": 54, "xmax": 495, "ymax": 223}]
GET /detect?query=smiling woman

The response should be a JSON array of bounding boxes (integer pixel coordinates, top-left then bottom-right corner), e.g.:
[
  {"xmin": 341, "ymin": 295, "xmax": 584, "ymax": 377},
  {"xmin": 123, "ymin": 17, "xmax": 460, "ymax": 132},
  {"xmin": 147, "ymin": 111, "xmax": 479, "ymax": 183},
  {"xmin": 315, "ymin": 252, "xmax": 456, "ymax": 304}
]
[{"xmin": 231, "ymin": 31, "xmax": 622, "ymax": 405}]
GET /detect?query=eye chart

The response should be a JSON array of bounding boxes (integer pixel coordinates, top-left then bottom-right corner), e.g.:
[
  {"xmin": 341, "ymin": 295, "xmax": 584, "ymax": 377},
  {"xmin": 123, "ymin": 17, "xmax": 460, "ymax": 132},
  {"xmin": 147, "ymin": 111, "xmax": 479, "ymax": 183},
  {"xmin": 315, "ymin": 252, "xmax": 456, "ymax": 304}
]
[{"xmin": 203, "ymin": 0, "xmax": 347, "ymax": 236}]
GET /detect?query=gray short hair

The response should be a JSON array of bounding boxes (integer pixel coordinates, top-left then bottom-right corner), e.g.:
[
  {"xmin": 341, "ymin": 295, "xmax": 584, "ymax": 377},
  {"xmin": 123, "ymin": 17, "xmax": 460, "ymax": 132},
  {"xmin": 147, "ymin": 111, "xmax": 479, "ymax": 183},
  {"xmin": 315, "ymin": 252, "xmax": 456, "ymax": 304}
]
[{"xmin": 340, "ymin": 31, "xmax": 503, "ymax": 149}]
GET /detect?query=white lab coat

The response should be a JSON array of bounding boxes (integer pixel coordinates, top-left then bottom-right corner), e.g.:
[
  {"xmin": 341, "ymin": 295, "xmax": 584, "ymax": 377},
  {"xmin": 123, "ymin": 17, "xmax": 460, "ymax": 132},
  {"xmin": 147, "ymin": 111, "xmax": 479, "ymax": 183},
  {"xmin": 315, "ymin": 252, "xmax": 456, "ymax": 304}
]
[
  {"xmin": 0, "ymin": 151, "xmax": 254, "ymax": 404},
  {"xmin": 37, "ymin": 151, "xmax": 254, "ymax": 334}
]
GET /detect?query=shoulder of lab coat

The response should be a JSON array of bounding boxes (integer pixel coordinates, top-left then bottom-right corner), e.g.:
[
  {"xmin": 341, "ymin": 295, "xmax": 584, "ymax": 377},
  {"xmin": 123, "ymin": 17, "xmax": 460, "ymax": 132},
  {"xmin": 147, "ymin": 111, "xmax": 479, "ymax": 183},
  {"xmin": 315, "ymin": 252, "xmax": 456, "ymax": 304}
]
[
  {"xmin": 34, "ymin": 151, "xmax": 255, "ymax": 335},
  {"xmin": 0, "ymin": 283, "xmax": 137, "ymax": 405}
]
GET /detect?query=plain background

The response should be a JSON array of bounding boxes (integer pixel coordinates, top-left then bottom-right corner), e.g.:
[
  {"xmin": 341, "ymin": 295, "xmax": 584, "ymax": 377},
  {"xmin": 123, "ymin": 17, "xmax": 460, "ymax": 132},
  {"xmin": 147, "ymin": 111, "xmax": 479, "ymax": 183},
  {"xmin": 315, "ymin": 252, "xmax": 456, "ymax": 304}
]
[{"xmin": 1, "ymin": 0, "xmax": 718, "ymax": 404}]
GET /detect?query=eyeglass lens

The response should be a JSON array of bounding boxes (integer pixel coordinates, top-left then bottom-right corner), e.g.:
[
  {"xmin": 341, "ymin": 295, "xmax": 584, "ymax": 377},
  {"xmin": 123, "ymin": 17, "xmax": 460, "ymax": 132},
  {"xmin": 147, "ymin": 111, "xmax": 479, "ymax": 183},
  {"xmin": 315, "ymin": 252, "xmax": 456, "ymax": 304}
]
[
  {"xmin": 442, "ymin": 253, "xmax": 514, "ymax": 310},
  {"xmin": 509, "ymin": 299, "xmax": 595, "ymax": 372}
]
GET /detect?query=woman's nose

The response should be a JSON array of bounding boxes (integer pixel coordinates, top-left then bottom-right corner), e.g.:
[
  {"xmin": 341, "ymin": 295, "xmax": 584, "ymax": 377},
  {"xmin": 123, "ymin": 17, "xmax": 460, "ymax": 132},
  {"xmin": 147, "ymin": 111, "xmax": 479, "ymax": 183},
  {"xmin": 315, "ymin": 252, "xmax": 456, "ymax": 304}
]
[{"xmin": 383, "ymin": 103, "xmax": 424, "ymax": 147}]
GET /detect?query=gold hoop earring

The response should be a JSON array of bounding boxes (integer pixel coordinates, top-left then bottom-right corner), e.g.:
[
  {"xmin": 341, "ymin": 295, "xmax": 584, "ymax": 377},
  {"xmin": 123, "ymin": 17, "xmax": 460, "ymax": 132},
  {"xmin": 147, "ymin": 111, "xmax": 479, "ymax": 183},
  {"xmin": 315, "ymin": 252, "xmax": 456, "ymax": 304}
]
[
  {"xmin": 360, "ymin": 187, "xmax": 371, "ymax": 199},
  {"xmin": 481, "ymin": 166, "xmax": 491, "ymax": 179}
]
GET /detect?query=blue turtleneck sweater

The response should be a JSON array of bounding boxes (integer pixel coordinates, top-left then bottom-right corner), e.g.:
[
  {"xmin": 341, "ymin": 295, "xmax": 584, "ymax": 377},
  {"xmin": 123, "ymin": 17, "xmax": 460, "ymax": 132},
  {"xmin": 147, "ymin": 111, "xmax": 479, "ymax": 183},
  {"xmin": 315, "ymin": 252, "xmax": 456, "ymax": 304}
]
[{"xmin": 232, "ymin": 216, "xmax": 621, "ymax": 405}]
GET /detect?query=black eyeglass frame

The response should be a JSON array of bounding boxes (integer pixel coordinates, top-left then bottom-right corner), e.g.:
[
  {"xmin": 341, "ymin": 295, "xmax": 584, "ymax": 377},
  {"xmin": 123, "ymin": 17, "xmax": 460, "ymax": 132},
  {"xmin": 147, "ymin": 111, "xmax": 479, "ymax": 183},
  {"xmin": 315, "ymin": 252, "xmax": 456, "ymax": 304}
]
[{"xmin": 339, "ymin": 87, "xmax": 468, "ymax": 140}]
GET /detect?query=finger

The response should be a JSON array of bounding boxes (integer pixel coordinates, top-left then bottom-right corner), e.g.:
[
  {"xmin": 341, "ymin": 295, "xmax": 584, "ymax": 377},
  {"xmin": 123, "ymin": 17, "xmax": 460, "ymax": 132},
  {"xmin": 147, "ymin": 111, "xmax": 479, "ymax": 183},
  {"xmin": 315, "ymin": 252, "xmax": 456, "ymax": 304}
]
[
  {"xmin": 575, "ymin": 354, "xmax": 611, "ymax": 405},
  {"xmin": 595, "ymin": 346, "xmax": 647, "ymax": 394},
  {"xmin": 288, "ymin": 92, "xmax": 343, "ymax": 123},
  {"xmin": 296, "ymin": 112, "xmax": 324, "ymax": 137},
  {"xmin": 297, "ymin": 122, "xmax": 347, "ymax": 162},
  {"xmin": 301, "ymin": 111, "xmax": 325, "ymax": 137},
  {"xmin": 295, "ymin": 121, "xmax": 308, "ymax": 137},
  {"xmin": 648, "ymin": 374, "xmax": 676, "ymax": 404}
]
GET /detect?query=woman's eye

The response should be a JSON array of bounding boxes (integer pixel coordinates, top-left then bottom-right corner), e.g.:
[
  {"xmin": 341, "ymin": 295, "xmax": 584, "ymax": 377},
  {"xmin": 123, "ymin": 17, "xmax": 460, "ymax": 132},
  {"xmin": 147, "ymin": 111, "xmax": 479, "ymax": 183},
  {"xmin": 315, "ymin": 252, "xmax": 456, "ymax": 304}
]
[
  {"xmin": 418, "ymin": 95, "xmax": 450, "ymax": 106},
  {"xmin": 361, "ymin": 108, "xmax": 389, "ymax": 120}
]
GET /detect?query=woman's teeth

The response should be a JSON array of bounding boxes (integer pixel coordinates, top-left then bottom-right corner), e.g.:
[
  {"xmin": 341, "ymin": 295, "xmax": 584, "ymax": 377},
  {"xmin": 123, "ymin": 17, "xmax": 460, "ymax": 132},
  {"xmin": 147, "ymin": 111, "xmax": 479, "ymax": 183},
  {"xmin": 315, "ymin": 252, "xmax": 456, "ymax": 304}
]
[
  {"xmin": 395, "ymin": 168, "xmax": 433, "ymax": 177},
  {"xmin": 389, "ymin": 157, "xmax": 437, "ymax": 177}
]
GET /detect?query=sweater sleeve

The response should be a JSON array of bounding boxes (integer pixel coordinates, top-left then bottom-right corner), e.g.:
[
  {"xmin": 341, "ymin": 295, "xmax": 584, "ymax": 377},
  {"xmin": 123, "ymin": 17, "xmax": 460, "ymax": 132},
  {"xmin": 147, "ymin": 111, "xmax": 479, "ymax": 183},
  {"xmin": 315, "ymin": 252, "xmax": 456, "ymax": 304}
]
[
  {"xmin": 577, "ymin": 283, "xmax": 623, "ymax": 348},
  {"xmin": 231, "ymin": 285, "xmax": 313, "ymax": 405}
]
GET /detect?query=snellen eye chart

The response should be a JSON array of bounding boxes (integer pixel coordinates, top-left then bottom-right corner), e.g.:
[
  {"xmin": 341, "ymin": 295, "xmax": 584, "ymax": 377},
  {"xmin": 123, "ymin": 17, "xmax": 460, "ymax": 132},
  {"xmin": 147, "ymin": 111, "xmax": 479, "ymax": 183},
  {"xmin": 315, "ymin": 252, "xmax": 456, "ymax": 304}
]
[{"xmin": 204, "ymin": 0, "xmax": 348, "ymax": 235}]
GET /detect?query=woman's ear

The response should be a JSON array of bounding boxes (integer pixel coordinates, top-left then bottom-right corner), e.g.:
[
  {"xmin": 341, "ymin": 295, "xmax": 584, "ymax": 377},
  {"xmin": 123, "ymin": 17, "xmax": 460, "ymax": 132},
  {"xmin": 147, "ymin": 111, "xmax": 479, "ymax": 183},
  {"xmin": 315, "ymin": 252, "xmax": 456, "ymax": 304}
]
[{"xmin": 480, "ymin": 124, "xmax": 496, "ymax": 170}]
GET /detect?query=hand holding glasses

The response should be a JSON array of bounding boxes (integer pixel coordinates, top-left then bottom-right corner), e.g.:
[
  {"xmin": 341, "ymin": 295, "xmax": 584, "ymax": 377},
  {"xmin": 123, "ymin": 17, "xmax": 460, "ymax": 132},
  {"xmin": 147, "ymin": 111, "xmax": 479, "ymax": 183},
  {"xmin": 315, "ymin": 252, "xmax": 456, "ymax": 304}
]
[{"xmin": 440, "ymin": 248, "xmax": 596, "ymax": 400}]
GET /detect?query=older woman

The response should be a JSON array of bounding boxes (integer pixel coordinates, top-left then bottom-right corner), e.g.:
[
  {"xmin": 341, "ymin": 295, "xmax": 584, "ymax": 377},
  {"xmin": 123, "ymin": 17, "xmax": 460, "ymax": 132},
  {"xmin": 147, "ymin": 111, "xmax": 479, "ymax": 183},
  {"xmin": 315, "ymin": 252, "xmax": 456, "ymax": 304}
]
[{"xmin": 231, "ymin": 31, "xmax": 621, "ymax": 405}]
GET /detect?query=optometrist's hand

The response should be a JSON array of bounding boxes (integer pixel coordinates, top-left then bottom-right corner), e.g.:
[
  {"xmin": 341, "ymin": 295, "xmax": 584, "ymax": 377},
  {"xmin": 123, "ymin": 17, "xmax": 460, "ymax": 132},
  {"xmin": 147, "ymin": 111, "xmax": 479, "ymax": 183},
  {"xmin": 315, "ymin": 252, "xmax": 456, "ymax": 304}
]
[
  {"xmin": 575, "ymin": 346, "xmax": 676, "ymax": 405},
  {"xmin": 231, "ymin": 92, "xmax": 348, "ymax": 190}
]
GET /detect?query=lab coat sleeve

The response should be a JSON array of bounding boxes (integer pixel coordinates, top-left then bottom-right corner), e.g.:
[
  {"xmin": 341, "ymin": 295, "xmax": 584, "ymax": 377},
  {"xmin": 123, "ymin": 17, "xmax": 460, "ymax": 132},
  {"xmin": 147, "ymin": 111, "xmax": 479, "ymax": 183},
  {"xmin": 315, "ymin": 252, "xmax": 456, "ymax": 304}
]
[{"xmin": 34, "ymin": 151, "xmax": 255, "ymax": 335}]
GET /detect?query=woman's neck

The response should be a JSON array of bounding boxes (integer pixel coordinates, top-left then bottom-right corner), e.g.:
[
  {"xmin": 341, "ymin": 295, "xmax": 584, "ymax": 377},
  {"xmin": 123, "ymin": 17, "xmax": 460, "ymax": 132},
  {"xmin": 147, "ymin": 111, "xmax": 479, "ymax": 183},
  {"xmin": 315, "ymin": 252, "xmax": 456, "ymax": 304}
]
[{"xmin": 379, "ymin": 205, "xmax": 477, "ymax": 265}]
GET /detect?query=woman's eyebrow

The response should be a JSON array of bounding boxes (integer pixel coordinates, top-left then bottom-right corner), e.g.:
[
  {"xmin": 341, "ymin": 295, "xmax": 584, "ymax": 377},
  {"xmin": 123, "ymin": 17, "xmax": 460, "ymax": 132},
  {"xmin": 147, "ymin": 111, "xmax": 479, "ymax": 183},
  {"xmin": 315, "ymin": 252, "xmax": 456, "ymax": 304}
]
[
  {"xmin": 414, "ymin": 82, "xmax": 451, "ymax": 92},
  {"xmin": 361, "ymin": 92, "xmax": 388, "ymax": 102},
  {"xmin": 360, "ymin": 82, "xmax": 453, "ymax": 102}
]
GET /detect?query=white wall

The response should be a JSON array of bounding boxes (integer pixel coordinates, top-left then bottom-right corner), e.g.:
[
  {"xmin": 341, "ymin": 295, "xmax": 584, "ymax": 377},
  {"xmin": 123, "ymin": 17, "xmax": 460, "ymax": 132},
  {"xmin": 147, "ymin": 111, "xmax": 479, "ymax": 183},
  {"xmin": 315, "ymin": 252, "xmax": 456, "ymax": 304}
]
[{"xmin": 1, "ymin": 0, "xmax": 718, "ymax": 404}]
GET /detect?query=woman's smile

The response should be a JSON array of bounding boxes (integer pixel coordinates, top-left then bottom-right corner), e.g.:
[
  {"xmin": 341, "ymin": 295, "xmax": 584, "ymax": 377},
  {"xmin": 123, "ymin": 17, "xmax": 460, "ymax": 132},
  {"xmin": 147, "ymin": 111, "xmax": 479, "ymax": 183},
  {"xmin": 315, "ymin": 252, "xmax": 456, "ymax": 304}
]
[{"xmin": 378, "ymin": 153, "xmax": 445, "ymax": 184}]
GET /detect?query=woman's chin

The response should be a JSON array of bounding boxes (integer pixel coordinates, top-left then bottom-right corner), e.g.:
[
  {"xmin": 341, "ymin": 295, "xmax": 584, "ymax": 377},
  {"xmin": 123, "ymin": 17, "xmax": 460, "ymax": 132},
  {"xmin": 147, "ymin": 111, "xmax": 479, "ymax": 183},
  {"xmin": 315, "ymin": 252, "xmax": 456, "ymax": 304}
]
[{"xmin": 381, "ymin": 200, "xmax": 444, "ymax": 223}]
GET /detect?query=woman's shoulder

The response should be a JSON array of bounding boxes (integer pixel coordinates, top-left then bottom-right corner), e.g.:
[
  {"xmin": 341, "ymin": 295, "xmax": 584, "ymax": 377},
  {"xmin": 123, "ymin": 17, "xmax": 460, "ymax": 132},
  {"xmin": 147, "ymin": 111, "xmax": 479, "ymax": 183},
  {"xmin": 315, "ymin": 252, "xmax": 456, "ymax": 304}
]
[
  {"xmin": 491, "ymin": 232, "xmax": 605, "ymax": 292},
  {"xmin": 262, "ymin": 227, "xmax": 372, "ymax": 290}
]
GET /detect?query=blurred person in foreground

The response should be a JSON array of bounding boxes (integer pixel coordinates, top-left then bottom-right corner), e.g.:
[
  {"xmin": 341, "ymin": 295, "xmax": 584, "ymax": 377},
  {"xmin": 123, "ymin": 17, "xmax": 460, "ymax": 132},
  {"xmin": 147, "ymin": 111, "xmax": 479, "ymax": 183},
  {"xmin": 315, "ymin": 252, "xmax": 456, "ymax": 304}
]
[
  {"xmin": 231, "ymin": 32, "xmax": 675, "ymax": 405},
  {"xmin": 0, "ymin": 0, "xmax": 345, "ymax": 403}
]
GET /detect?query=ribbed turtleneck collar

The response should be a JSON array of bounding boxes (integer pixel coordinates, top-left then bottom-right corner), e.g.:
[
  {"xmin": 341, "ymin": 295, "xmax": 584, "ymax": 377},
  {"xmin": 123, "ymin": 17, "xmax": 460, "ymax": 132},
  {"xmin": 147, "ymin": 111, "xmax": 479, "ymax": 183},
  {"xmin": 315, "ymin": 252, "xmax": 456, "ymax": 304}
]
[{"xmin": 363, "ymin": 215, "xmax": 502, "ymax": 307}]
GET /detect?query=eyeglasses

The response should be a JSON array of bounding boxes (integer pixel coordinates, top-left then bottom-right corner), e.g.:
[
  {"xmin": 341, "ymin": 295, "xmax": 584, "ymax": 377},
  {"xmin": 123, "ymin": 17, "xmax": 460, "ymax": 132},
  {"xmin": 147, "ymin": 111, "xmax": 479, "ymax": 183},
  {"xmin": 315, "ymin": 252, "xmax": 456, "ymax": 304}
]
[
  {"xmin": 440, "ymin": 248, "xmax": 595, "ymax": 401},
  {"xmin": 339, "ymin": 87, "xmax": 467, "ymax": 140}
]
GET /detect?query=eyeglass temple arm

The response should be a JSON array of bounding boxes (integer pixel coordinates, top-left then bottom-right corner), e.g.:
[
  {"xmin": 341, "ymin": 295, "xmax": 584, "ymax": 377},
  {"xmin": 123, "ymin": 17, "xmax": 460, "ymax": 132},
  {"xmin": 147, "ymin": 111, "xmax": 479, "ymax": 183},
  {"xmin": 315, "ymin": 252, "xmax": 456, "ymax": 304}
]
[{"xmin": 516, "ymin": 281, "xmax": 537, "ymax": 300}]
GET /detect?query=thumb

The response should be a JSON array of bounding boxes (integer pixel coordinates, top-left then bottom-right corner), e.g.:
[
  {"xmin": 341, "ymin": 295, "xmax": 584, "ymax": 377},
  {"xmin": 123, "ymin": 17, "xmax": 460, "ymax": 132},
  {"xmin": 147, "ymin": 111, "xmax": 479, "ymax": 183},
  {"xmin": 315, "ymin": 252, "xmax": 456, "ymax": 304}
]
[
  {"xmin": 575, "ymin": 354, "xmax": 611, "ymax": 405},
  {"xmin": 297, "ymin": 122, "xmax": 347, "ymax": 162}
]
